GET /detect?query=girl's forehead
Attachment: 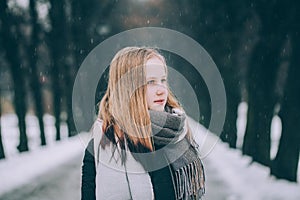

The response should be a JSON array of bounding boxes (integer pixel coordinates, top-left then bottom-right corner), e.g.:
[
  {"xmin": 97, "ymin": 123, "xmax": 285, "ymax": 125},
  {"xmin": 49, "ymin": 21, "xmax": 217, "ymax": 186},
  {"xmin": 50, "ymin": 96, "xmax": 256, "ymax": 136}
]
[
  {"xmin": 145, "ymin": 58, "xmax": 166, "ymax": 77},
  {"xmin": 145, "ymin": 57, "xmax": 166, "ymax": 69},
  {"xmin": 146, "ymin": 56, "xmax": 164, "ymax": 64}
]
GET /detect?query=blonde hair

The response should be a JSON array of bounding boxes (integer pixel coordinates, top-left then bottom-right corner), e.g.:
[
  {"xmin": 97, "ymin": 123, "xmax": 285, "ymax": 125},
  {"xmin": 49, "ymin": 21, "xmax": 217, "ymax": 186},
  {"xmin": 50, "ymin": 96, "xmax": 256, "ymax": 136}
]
[{"xmin": 99, "ymin": 47, "xmax": 181, "ymax": 151}]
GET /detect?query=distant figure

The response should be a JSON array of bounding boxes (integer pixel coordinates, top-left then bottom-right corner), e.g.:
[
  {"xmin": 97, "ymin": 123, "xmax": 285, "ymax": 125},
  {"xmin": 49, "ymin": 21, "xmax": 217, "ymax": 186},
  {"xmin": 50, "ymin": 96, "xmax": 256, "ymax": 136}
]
[{"xmin": 81, "ymin": 47, "xmax": 205, "ymax": 200}]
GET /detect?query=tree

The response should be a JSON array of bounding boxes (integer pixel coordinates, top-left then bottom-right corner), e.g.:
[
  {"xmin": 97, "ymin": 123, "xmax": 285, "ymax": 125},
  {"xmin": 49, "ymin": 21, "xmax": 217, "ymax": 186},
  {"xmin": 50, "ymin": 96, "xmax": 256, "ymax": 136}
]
[
  {"xmin": 271, "ymin": 2, "xmax": 300, "ymax": 181},
  {"xmin": 50, "ymin": 0, "xmax": 77, "ymax": 137},
  {"xmin": 0, "ymin": 0, "xmax": 29, "ymax": 152},
  {"xmin": 271, "ymin": 34, "xmax": 300, "ymax": 182},
  {"xmin": 215, "ymin": 0, "xmax": 251, "ymax": 148},
  {"xmin": 70, "ymin": 0, "xmax": 115, "ymax": 131},
  {"xmin": 242, "ymin": 0, "xmax": 287, "ymax": 166},
  {"xmin": 48, "ymin": 0, "xmax": 66, "ymax": 140},
  {"xmin": 0, "ymin": 94, "xmax": 5, "ymax": 159},
  {"xmin": 28, "ymin": 0, "xmax": 46, "ymax": 145}
]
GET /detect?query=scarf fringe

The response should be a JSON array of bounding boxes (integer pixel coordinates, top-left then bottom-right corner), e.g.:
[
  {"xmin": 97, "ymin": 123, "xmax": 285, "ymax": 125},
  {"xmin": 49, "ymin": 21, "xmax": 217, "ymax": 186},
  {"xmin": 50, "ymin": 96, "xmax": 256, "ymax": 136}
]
[{"xmin": 174, "ymin": 158, "xmax": 205, "ymax": 200}]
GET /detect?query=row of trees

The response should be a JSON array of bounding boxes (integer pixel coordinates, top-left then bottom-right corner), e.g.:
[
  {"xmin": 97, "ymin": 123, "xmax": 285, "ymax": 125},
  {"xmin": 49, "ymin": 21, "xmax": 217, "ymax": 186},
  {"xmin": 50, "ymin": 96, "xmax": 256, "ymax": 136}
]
[
  {"xmin": 0, "ymin": 0, "xmax": 114, "ymax": 155},
  {"xmin": 177, "ymin": 0, "xmax": 300, "ymax": 182},
  {"xmin": 0, "ymin": 0, "xmax": 299, "ymax": 182}
]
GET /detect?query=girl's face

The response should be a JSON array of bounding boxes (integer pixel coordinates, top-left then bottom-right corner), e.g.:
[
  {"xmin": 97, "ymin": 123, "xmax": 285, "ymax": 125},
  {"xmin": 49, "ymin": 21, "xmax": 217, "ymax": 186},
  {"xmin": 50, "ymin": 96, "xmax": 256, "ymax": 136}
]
[{"xmin": 145, "ymin": 57, "xmax": 168, "ymax": 111}]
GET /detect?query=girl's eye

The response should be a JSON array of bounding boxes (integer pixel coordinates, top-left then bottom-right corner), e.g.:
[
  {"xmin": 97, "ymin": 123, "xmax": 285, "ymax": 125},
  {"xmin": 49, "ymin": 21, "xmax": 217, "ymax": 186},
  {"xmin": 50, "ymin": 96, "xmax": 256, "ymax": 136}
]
[{"xmin": 147, "ymin": 80, "xmax": 155, "ymax": 85}]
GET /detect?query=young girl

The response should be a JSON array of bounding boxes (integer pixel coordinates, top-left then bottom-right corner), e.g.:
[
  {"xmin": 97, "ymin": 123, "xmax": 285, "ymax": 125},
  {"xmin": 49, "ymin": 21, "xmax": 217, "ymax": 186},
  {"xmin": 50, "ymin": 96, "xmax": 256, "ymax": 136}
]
[{"xmin": 81, "ymin": 47, "xmax": 205, "ymax": 200}]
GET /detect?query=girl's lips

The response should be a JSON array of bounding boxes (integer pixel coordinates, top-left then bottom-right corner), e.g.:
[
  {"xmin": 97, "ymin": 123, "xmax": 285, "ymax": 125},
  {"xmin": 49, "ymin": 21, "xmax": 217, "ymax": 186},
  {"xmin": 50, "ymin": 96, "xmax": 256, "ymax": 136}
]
[{"xmin": 154, "ymin": 99, "xmax": 165, "ymax": 105}]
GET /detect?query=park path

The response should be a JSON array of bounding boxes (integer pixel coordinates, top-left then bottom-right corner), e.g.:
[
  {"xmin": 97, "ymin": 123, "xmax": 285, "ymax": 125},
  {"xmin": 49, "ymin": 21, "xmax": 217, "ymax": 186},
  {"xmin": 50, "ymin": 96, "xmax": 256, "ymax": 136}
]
[
  {"xmin": 0, "ymin": 119, "xmax": 237, "ymax": 200},
  {"xmin": 0, "ymin": 151, "xmax": 235, "ymax": 200}
]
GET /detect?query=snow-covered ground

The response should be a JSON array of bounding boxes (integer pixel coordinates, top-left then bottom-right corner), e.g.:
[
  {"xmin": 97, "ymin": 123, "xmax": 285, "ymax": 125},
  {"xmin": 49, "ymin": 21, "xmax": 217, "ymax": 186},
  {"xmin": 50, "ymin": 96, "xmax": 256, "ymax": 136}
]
[
  {"xmin": 0, "ymin": 104, "xmax": 299, "ymax": 199},
  {"xmin": 0, "ymin": 114, "xmax": 69, "ymax": 158},
  {"xmin": 0, "ymin": 114, "xmax": 91, "ymax": 195},
  {"xmin": 190, "ymin": 117, "xmax": 300, "ymax": 200}
]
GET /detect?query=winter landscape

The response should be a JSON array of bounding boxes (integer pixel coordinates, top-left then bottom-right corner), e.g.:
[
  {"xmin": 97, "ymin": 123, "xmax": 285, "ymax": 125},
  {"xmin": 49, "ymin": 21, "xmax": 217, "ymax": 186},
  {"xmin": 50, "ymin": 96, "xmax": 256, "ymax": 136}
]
[
  {"xmin": 1, "ymin": 1, "xmax": 299, "ymax": 199},
  {"xmin": 0, "ymin": 103, "xmax": 299, "ymax": 200}
]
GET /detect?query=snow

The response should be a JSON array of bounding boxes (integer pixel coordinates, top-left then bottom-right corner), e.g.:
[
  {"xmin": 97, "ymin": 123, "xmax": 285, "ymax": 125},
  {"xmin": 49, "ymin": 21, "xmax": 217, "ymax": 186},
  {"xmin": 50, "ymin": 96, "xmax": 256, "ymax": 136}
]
[
  {"xmin": 236, "ymin": 102, "xmax": 248, "ymax": 149},
  {"xmin": 1, "ymin": 114, "xmax": 69, "ymax": 157},
  {"xmin": 270, "ymin": 115, "xmax": 282, "ymax": 160},
  {"xmin": 0, "ymin": 113, "xmax": 91, "ymax": 195},
  {"xmin": 0, "ymin": 106, "xmax": 299, "ymax": 199},
  {"xmin": 189, "ymin": 113, "xmax": 300, "ymax": 200},
  {"xmin": 8, "ymin": 0, "xmax": 29, "ymax": 9},
  {"xmin": 0, "ymin": 133, "xmax": 89, "ymax": 195},
  {"xmin": 202, "ymin": 133, "xmax": 300, "ymax": 200}
]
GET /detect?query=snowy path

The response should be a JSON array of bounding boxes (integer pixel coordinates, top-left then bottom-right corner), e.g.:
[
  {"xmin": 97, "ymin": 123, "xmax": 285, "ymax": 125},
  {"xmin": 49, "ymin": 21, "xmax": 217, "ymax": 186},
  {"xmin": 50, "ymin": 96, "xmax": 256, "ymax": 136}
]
[
  {"xmin": 0, "ymin": 154, "xmax": 82, "ymax": 200},
  {"xmin": 0, "ymin": 149, "xmax": 232, "ymax": 200},
  {"xmin": 0, "ymin": 128, "xmax": 233, "ymax": 200},
  {"xmin": 0, "ymin": 118, "xmax": 299, "ymax": 200}
]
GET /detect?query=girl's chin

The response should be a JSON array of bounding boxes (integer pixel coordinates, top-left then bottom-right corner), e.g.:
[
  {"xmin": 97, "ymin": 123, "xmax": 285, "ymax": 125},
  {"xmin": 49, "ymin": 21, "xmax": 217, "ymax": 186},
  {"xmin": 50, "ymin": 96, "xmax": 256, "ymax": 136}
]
[{"xmin": 149, "ymin": 105, "xmax": 165, "ymax": 112}]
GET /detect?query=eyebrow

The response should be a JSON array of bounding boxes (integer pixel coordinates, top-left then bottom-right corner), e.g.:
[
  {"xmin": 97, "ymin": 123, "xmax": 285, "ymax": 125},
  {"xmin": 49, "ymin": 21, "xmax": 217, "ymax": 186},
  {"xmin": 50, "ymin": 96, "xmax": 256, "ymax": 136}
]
[{"xmin": 146, "ymin": 75, "xmax": 167, "ymax": 79}]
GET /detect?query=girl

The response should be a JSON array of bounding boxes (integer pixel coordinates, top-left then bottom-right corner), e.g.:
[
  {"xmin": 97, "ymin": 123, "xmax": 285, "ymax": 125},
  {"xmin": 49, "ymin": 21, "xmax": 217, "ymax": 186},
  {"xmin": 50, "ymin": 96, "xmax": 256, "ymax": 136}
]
[{"xmin": 81, "ymin": 47, "xmax": 205, "ymax": 200}]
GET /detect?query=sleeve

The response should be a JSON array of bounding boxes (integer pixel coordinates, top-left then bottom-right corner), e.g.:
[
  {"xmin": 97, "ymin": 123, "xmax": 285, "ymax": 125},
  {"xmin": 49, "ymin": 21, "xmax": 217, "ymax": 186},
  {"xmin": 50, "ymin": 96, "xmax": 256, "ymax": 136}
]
[{"xmin": 81, "ymin": 139, "xmax": 96, "ymax": 200}]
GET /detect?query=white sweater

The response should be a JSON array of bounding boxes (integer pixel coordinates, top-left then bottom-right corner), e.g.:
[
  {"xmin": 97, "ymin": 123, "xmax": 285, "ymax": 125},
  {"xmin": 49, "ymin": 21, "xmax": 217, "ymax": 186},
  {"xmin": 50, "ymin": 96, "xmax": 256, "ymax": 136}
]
[{"xmin": 92, "ymin": 120, "xmax": 154, "ymax": 200}]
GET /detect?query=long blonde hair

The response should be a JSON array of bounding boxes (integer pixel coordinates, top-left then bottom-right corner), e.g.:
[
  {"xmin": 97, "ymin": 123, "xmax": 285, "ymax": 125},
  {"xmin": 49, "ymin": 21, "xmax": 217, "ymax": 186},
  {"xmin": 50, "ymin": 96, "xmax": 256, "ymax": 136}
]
[{"xmin": 99, "ymin": 47, "xmax": 181, "ymax": 151}]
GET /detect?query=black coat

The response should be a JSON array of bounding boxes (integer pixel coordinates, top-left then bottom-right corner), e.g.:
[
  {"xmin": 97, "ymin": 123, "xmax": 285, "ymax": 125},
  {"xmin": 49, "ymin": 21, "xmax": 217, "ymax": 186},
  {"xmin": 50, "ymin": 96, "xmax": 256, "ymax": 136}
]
[{"xmin": 81, "ymin": 139, "xmax": 176, "ymax": 200}]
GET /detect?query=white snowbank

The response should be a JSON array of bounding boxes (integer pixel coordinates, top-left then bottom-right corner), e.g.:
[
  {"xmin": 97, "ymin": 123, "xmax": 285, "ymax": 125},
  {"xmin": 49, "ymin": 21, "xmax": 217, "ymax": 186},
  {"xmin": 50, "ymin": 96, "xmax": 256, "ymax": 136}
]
[
  {"xmin": 0, "ymin": 132, "xmax": 90, "ymax": 195},
  {"xmin": 0, "ymin": 113, "xmax": 92, "ymax": 196},
  {"xmin": 189, "ymin": 118, "xmax": 300, "ymax": 200}
]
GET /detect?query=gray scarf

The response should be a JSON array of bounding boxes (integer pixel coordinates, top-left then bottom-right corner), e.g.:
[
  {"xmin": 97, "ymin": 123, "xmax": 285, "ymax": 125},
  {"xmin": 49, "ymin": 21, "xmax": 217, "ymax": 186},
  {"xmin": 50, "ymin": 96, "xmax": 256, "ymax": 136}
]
[
  {"xmin": 95, "ymin": 108, "xmax": 205, "ymax": 199},
  {"xmin": 149, "ymin": 109, "xmax": 205, "ymax": 200}
]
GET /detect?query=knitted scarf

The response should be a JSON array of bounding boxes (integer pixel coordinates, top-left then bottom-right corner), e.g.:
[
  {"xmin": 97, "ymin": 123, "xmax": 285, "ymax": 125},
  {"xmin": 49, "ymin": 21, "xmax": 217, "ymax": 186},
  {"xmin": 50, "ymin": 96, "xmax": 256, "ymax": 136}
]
[
  {"xmin": 94, "ymin": 108, "xmax": 205, "ymax": 199},
  {"xmin": 148, "ymin": 108, "xmax": 205, "ymax": 200}
]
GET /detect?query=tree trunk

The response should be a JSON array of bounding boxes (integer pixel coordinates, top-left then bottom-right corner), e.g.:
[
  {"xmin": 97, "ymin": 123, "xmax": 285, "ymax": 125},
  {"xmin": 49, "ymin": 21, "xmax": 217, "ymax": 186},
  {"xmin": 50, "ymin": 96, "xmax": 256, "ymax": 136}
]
[
  {"xmin": 62, "ymin": 59, "xmax": 77, "ymax": 137},
  {"xmin": 0, "ymin": 95, "xmax": 5, "ymax": 159},
  {"xmin": 0, "ymin": 0, "xmax": 29, "ymax": 152},
  {"xmin": 62, "ymin": 0, "xmax": 77, "ymax": 137},
  {"xmin": 0, "ymin": 129, "xmax": 5, "ymax": 159},
  {"xmin": 49, "ymin": 0, "xmax": 66, "ymax": 140},
  {"xmin": 243, "ymin": 34, "xmax": 283, "ymax": 166},
  {"xmin": 271, "ymin": 32, "xmax": 300, "ymax": 182},
  {"xmin": 70, "ymin": 0, "xmax": 96, "ymax": 132},
  {"xmin": 242, "ymin": 1, "xmax": 287, "ymax": 166},
  {"xmin": 221, "ymin": 97, "xmax": 238, "ymax": 148},
  {"xmin": 29, "ymin": 0, "xmax": 46, "ymax": 146}
]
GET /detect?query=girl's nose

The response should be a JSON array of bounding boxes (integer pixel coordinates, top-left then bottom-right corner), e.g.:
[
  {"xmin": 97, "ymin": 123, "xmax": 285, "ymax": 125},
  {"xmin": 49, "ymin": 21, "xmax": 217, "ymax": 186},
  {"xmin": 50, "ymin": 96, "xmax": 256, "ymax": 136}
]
[{"xmin": 156, "ymin": 84, "xmax": 166, "ymax": 95}]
